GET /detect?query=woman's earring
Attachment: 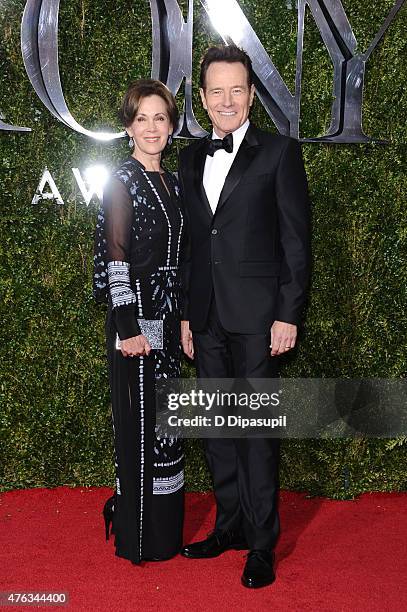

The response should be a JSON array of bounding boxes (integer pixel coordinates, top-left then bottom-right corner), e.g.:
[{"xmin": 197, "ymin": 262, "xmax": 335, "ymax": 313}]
[
  {"xmin": 128, "ymin": 136, "xmax": 134, "ymax": 148},
  {"xmin": 167, "ymin": 134, "xmax": 173, "ymax": 146}
]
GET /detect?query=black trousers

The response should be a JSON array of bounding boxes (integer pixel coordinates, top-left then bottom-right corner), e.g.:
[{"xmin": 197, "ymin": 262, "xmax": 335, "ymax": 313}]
[{"xmin": 193, "ymin": 297, "xmax": 280, "ymax": 551}]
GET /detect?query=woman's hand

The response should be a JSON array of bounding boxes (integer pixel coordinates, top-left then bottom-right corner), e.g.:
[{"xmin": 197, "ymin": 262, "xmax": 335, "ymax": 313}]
[{"xmin": 120, "ymin": 334, "xmax": 151, "ymax": 357}]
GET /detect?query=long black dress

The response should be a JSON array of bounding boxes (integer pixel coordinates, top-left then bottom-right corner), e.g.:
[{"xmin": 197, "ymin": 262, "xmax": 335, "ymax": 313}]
[{"xmin": 94, "ymin": 157, "xmax": 185, "ymax": 563}]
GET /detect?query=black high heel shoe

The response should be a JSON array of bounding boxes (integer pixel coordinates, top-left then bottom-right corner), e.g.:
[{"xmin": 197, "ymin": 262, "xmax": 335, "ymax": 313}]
[{"xmin": 102, "ymin": 495, "xmax": 115, "ymax": 541}]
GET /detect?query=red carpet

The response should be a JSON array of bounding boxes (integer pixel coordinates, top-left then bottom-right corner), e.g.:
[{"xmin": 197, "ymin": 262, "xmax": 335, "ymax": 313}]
[{"xmin": 0, "ymin": 487, "xmax": 406, "ymax": 611}]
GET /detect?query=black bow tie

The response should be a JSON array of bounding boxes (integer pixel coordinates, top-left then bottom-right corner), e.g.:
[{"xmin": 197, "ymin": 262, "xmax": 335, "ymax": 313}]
[{"xmin": 206, "ymin": 133, "xmax": 233, "ymax": 157}]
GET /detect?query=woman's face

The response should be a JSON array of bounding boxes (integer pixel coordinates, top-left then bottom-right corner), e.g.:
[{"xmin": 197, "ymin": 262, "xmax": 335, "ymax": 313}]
[{"xmin": 127, "ymin": 94, "xmax": 172, "ymax": 161}]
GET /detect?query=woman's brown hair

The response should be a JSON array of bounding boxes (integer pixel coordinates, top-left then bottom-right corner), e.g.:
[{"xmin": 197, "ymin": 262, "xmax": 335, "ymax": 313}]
[{"xmin": 119, "ymin": 79, "xmax": 179, "ymax": 129}]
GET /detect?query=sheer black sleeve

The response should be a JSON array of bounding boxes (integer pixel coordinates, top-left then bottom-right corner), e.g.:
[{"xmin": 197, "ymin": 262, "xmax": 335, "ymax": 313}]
[
  {"xmin": 177, "ymin": 167, "xmax": 191, "ymax": 320},
  {"xmin": 103, "ymin": 177, "xmax": 141, "ymax": 339}
]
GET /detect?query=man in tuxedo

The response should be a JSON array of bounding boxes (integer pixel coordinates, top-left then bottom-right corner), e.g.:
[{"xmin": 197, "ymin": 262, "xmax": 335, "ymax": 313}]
[{"xmin": 178, "ymin": 45, "xmax": 311, "ymax": 588}]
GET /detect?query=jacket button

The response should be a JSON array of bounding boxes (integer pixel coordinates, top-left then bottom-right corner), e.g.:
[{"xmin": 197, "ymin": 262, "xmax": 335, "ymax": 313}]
[{"xmin": 211, "ymin": 228, "xmax": 218, "ymax": 235}]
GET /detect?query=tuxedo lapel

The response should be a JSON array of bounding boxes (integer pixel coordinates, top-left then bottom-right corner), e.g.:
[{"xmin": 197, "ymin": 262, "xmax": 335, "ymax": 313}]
[
  {"xmin": 216, "ymin": 125, "xmax": 261, "ymax": 214},
  {"xmin": 193, "ymin": 139, "xmax": 213, "ymax": 219}
]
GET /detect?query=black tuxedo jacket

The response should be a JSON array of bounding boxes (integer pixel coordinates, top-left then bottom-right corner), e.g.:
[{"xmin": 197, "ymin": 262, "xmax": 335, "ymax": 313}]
[{"xmin": 178, "ymin": 124, "xmax": 311, "ymax": 333}]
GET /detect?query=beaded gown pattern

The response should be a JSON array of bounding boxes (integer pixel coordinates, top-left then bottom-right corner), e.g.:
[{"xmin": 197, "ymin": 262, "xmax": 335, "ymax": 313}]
[{"xmin": 94, "ymin": 157, "xmax": 185, "ymax": 563}]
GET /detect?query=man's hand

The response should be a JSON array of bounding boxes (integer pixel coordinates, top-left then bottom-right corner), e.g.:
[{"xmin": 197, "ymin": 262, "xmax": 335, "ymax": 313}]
[
  {"xmin": 121, "ymin": 334, "xmax": 151, "ymax": 357},
  {"xmin": 181, "ymin": 320, "xmax": 194, "ymax": 359},
  {"xmin": 270, "ymin": 321, "xmax": 297, "ymax": 356}
]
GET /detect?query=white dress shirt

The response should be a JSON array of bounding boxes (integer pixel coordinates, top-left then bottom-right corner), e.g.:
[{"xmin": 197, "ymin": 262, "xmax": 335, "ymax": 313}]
[{"xmin": 203, "ymin": 119, "xmax": 250, "ymax": 214}]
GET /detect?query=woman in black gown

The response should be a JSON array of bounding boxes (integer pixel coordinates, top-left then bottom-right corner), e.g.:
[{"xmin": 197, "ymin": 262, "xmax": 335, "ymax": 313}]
[{"xmin": 93, "ymin": 80, "xmax": 185, "ymax": 564}]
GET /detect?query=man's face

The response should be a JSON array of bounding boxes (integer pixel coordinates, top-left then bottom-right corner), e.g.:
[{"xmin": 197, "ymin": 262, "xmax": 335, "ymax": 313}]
[{"xmin": 200, "ymin": 61, "xmax": 255, "ymax": 138}]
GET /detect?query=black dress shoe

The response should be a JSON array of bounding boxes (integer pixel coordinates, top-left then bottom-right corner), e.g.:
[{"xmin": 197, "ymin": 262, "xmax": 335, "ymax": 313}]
[
  {"xmin": 241, "ymin": 550, "xmax": 275, "ymax": 588},
  {"xmin": 102, "ymin": 495, "xmax": 115, "ymax": 541},
  {"xmin": 181, "ymin": 530, "xmax": 248, "ymax": 559}
]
